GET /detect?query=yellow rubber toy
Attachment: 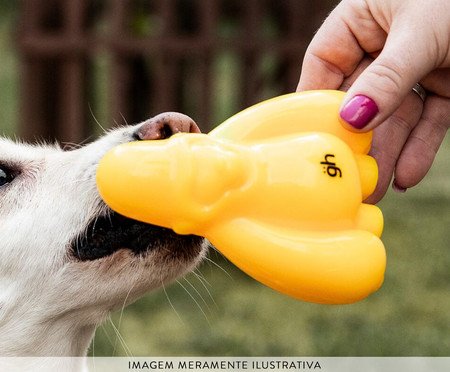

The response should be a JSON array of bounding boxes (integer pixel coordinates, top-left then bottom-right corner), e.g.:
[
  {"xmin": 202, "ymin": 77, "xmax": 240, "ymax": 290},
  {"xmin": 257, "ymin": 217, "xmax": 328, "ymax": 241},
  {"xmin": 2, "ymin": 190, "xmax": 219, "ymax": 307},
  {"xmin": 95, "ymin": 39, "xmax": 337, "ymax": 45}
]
[{"xmin": 96, "ymin": 90, "xmax": 386, "ymax": 304}]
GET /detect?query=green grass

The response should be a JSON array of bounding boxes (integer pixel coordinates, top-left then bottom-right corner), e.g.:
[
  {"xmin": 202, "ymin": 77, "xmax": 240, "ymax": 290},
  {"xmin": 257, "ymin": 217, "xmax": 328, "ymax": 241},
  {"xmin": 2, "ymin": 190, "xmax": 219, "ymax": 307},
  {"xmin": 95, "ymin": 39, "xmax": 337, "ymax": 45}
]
[
  {"xmin": 100, "ymin": 209, "xmax": 449, "ymax": 356},
  {"xmin": 0, "ymin": 5, "xmax": 18, "ymax": 137},
  {"xmin": 92, "ymin": 139, "xmax": 450, "ymax": 356},
  {"xmin": 1, "ymin": 4, "xmax": 449, "ymax": 357}
]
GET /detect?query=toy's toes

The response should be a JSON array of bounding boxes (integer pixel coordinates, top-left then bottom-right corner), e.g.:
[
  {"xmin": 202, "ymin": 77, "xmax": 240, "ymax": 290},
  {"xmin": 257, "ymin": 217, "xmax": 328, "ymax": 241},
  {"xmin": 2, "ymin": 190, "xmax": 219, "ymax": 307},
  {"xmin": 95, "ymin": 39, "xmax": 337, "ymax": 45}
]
[
  {"xmin": 355, "ymin": 154, "xmax": 378, "ymax": 200},
  {"xmin": 355, "ymin": 203, "xmax": 383, "ymax": 237},
  {"xmin": 134, "ymin": 112, "xmax": 201, "ymax": 140}
]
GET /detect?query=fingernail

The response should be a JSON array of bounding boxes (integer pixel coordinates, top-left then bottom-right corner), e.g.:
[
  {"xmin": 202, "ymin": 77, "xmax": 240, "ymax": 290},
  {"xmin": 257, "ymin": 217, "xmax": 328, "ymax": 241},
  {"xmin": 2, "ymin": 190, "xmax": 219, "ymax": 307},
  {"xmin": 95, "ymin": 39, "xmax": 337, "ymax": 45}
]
[
  {"xmin": 340, "ymin": 95, "xmax": 379, "ymax": 129},
  {"xmin": 392, "ymin": 180, "xmax": 407, "ymax": 193}
]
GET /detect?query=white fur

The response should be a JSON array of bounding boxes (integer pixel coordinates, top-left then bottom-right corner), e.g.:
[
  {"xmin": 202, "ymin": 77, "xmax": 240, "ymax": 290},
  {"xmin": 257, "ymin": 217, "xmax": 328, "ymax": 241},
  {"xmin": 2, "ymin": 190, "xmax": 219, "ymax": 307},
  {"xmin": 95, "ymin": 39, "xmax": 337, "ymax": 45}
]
[{"xmin": 0, "ymin": 125, "xmax": 207, "ymax": 357}]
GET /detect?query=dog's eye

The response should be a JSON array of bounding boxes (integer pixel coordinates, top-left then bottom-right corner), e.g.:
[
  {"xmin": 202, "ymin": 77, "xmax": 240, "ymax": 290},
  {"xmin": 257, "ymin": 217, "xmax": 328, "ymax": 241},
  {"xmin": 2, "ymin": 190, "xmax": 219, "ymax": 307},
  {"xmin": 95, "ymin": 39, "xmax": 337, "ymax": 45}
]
[{"xmin": 0, "ymin": 167, "xmax": 14, "ymax": 187}]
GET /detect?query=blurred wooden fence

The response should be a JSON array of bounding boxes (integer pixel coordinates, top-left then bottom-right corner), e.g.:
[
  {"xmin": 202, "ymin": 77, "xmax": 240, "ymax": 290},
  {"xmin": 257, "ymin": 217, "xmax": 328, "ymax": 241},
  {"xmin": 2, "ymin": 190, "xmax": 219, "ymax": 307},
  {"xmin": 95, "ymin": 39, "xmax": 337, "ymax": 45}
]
[{"xmin": 18, "ymin": 0, "xmax": 337, "ymax": 144}]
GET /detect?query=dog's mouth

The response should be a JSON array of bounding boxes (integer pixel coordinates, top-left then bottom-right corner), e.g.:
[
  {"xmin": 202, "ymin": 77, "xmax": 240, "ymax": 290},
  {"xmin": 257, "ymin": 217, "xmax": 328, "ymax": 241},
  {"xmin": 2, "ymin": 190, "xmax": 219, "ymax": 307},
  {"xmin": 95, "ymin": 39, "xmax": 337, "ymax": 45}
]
[
  {"xmin": 71, "ymin": 211, "xmax": 204, "ymax": 261},
  {"xmin": 70, "ymin": 113, "xmax": 206, "ymax": 262}
]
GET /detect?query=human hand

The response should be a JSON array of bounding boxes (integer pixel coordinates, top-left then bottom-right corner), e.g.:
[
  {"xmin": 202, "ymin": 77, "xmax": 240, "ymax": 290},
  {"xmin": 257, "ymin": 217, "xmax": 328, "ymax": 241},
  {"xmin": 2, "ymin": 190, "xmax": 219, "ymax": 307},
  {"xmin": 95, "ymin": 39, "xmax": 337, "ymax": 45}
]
[{"xmin": 297, "ymin": 0, "xmax": 450, "ymax": 202}]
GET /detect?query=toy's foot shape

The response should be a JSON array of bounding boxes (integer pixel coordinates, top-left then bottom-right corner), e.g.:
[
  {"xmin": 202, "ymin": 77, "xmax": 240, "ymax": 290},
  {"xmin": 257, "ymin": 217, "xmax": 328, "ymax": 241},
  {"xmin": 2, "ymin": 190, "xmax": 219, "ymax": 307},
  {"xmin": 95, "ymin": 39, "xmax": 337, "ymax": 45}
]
[
  {"xmin": 96, "ymin": 91, "xmax": 386, "ymax": 304},
  {"xmin": 208, "ymin": 91, "xmax": 385, "ymax": 303}
]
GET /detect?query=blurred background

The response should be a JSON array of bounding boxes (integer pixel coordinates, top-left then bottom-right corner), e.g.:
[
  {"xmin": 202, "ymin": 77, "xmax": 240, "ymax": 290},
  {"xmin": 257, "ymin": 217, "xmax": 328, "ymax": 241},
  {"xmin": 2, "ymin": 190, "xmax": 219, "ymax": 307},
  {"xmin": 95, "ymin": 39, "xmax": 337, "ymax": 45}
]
[{"xmin": 1, "ymin": 0, "xmax": 449, "ymax": 356}]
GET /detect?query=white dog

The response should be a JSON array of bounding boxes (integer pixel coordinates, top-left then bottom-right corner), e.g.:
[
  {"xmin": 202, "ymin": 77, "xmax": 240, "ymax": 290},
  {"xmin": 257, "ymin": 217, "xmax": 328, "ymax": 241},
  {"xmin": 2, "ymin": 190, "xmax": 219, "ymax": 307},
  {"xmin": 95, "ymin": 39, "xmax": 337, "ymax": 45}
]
[{"xmin": 0, "ymin": 113, "xmax": 207, "ymax": 358}]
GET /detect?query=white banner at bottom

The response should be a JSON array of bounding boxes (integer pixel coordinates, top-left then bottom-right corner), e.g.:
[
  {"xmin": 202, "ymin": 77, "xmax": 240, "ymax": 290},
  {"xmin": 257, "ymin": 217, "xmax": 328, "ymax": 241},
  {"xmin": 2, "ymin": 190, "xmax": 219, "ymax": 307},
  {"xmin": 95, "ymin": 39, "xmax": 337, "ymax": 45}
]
[{"xmin": 1, "ymin": 357, "xmax": 449, "ymax": 372}]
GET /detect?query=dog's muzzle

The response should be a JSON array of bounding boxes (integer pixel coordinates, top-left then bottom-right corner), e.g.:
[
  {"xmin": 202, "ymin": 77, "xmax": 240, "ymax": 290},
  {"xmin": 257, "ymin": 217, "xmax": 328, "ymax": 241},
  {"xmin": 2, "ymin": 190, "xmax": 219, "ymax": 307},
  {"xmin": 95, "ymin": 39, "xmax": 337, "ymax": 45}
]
[
  {"xmin": 71, "ymin": 112, "xmax": 204, "ymax": 261},
  {"xmin": 71, "ymin": 211, "xmax": 204, "ymax": 261}
]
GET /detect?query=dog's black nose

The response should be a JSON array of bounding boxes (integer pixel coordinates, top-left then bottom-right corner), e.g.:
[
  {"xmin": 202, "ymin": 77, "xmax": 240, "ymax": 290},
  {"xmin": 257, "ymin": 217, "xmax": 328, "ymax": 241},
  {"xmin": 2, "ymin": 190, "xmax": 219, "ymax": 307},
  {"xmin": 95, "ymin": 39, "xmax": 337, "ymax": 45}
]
[{"xmin": 133, "ymin": 112, "xmax": 201, "ymax": 141}]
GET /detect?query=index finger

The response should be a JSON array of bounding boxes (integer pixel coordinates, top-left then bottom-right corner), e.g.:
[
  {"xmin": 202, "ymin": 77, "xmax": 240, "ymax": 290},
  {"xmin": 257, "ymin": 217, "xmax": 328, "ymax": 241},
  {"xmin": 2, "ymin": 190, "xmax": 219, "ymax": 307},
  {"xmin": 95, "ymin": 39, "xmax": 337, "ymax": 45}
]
[{"xmin": 297, "ymin": 1, "xmax": 386, "ymax": 91}]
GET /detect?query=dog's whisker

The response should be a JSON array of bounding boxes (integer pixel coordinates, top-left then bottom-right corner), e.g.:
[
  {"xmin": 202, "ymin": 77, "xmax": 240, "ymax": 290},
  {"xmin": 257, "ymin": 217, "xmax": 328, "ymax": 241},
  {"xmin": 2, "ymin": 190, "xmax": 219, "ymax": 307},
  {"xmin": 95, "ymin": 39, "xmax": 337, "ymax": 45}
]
[
  {"xmin": 75, "ymin": 240, "xmax": 82, "ymax": 263},
  {"xmin": 176, "ymin": 279, "xmax": 211, "ymax": 326},
  {"xmin": 91, "ymin": 215, "xmax": 101, "ymax": 238},
  {"xmin": 209, "ymin": 244, "xmax": 224, "ymax": 260},
  {"xmin": 203, "ymin": 256, "xmax": 233, "ymax": 280},
  {"xmin": 108, "ymin": 315, "xmax": 134, "ymax": 357},
  {"xmin": 162, "ymin": 281, "xmax": 184, "ymax": 325},
  {"xmin": 89, "ymin": 103, "xmax": 108, "ymax": 135},
  {"xmin": 113, "ymin": 282, "xmax": 136, "ymax": 355},
  {"xmin": 192, "ymin": 268, "xmax": 212, "ymax": 287},
  {"xmin": 119, "ymin": 112, "xmax": 130, "ymax": 127},
  {"xmin": 191, "ymin": 270, "xmax": 218, "ymax": 309},
  {"xmin": 107, "ymin": 212, "xmax": 113, "ymax": 226},
  {"xmin": 91, "ymin": 329, "xmax": 96, "ymax": 364},
  {"xmin": 183, "ymin": 277, "xmax": 211, "ymax": 312},
  {"xmin": 204, "ymin": 243, "xmax": 228, "ymax": 267},
  {"xmin": 99, "ymin": 323, "xmax": 115, "ymax": 351},
  {"xmin": 60, "ymin": 142, "xmax": 84, "ymax": 150},
  {"xmin": 61, "ymin": 134, "xmax": 95, "ymax": 150}
]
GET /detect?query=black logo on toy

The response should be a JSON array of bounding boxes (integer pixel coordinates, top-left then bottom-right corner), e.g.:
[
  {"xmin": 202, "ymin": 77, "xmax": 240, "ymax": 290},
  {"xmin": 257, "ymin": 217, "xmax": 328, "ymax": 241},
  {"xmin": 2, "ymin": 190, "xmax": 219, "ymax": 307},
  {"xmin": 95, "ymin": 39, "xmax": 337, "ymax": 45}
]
[{"xmin": 321, "ymin": 154, "xmax": 342, "ymax": 178}]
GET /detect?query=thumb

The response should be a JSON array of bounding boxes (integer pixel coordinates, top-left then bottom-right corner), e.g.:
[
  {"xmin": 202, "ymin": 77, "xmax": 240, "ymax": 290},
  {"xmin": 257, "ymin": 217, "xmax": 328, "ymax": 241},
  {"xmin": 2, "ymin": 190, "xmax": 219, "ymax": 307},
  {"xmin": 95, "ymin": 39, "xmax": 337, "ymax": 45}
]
[{"xmin": 339, "ymin": 22, "xmax": 435, "ymax": 131}]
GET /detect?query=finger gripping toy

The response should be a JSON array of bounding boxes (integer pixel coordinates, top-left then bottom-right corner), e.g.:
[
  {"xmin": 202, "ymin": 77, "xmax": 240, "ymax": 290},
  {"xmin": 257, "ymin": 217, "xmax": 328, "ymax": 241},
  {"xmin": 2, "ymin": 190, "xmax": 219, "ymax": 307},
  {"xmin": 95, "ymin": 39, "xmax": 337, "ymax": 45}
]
[{"xmin": 96, "ymin": 90, "xmax": 386, "ymax": 304}]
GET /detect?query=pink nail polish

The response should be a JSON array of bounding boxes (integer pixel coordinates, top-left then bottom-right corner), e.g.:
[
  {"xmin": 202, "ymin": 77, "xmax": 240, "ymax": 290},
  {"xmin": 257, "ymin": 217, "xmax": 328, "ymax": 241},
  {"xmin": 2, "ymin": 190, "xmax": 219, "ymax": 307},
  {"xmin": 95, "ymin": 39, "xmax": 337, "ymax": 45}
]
[
  {"xmin": 392, "ymin": 180, "xmax": 407, "ymax": 193},
  {"xmin": 340, "ymin": 95, "xmax": 379, "ymax": 129}
]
